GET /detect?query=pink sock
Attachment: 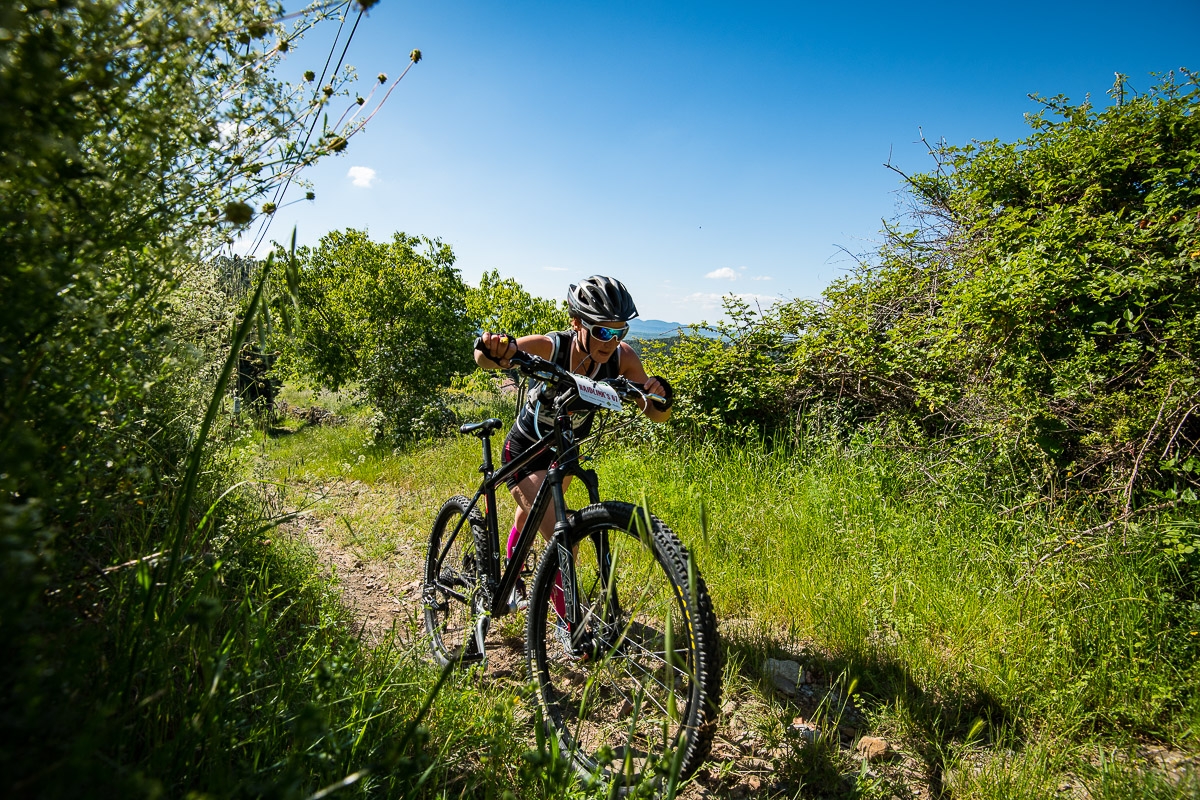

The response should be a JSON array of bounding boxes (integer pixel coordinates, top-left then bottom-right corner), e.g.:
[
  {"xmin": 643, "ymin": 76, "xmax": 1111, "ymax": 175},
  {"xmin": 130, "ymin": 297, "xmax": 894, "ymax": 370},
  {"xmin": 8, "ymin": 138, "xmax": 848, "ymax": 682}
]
[
  {"xmin": 552, "ymin": 573, "xmax": 566, "ymax": 619},
  {"xmin": 507, "ymin": 525, "xmax": 520, "ymax": 560}
]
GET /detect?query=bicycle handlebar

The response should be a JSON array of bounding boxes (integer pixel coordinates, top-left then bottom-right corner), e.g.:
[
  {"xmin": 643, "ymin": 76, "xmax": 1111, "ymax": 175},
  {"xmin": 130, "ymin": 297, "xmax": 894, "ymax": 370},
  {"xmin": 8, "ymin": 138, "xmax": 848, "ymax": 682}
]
[{"xmin": 475, "ymin": 339, "xmax": 666, "ymax": 405}]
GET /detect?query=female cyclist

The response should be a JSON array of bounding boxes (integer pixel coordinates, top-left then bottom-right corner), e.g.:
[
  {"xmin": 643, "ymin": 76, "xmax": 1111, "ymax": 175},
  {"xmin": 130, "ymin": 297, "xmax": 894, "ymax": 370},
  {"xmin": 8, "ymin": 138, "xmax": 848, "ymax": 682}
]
[{"xmin": 475, "ymin": 276, "xmax": 673, "ymax": 628}]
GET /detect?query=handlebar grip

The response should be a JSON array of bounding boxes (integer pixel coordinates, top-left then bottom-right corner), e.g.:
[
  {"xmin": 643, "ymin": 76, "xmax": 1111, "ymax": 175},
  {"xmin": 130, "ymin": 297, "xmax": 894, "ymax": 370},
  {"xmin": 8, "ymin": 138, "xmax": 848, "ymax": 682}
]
[{"xmin": 475, "ymin": 333, "xmax": 519, "ymax": 364}]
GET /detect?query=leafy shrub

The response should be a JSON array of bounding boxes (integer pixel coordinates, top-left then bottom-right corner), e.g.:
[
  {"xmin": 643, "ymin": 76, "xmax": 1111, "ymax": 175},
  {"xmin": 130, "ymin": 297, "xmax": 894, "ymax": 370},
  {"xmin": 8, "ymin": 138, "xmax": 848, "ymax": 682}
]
[
  {"xmin": 0, "ymin": 1, "xmax": 420, "ymax": 793},
  {"xmin": 458, "ymin": 269, "xmax": 570, "ymax": 396},
  {"xmin": 780, "ymin": 71, "xmax": 1200, "ymax": 510},
  {"xmin": 640, "ymin": 297, "xmax": 795, "ymax": 441},
  {"xmin": 282, "ymin": 229, "xmax": 477, "ymax": 442}
]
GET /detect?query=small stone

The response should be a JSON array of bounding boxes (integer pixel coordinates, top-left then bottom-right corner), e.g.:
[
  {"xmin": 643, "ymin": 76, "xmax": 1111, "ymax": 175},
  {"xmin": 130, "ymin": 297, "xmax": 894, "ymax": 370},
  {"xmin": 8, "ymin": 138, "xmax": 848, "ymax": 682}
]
[
  {"xmin": 856, "ymin": 735, "xmax": 891, "ymax": 761},
  {"xmin": 721, "ymin": 699, "xmax": 739, "ymax": 716},
  {"xmin": 838, "ymin": 724, "xmax": 858, "ymax": 739},
  {"xmin": 618, "ymin": 699, "xmax": 634, "ymax": 718},
  {"xmin": 789, "ymin": 717, "xmax": 819, "ymax": 744},
  {"xmin": 746, "ymin": 776, "xmax": 762, "ymax": 791},
  {"xmin": 765, "ymin": 658, "xmax": 801, "ymax": 696}
]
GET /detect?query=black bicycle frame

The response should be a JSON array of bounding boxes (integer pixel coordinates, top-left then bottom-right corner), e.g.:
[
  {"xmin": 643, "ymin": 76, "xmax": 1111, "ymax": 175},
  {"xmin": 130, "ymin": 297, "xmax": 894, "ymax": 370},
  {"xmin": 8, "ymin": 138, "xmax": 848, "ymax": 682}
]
[{"xmin": 441, "ymin": 397, "xmax": 609, "ymax": 626}]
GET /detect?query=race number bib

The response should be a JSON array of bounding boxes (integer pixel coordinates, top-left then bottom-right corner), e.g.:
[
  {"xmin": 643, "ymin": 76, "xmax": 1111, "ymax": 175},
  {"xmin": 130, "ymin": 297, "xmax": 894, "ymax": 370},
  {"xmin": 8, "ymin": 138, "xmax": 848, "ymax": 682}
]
[{"xmin": 572, "ymin": 374, "xmax": 623, "ymax": 411}]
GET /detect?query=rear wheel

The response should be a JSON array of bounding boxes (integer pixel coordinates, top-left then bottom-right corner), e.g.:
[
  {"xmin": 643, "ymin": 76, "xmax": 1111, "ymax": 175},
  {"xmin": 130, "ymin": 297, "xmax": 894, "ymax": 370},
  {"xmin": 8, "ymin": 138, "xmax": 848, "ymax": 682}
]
[
  {"xmin": 423, "ymin": 495, "xmax": 485, "ymax": 666},
  {"xmin": 526, "ymin": 501, "xmax": 721, "ymax": 790}
]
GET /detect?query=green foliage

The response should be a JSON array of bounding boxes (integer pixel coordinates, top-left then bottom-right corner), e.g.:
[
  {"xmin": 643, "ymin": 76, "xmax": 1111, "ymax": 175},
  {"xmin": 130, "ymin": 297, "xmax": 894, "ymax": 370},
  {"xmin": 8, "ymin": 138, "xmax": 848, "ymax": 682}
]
[
  {"xmin": 455, "ymin": 269, "xmax": 568, "ymax": 395},
  {"xmin": 652, "ymin": 72, "xmax": 1200, "ymax": 511},
  {"xmin": 467, "ymin": 268, "xmax": 570, "ymax": 336},
  {"xmin": 776, "ymin": 71, "xmax": 1200, "ymax": 508},
  {"xmin": 283, "ymin": 228, "xmax": 477, "ymax": 442},
  {"xmin": 0, "ymin": 0, "xmax": 441, "ymax": 794},
  {"xmin": 640, "ymin": 297, "xmax": 793, "ymax": 440},
  {"xmin": 0, "ymin": 0, "xmax": 369, "ymax": 537}
]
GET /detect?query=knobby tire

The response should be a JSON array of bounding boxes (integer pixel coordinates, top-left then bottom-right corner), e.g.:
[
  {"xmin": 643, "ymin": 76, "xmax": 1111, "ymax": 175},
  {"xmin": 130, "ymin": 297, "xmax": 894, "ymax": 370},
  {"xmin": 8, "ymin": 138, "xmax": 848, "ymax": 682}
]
[{"xmin": 525, "ymin": 501, "xmax": 722, "ymax": 790}]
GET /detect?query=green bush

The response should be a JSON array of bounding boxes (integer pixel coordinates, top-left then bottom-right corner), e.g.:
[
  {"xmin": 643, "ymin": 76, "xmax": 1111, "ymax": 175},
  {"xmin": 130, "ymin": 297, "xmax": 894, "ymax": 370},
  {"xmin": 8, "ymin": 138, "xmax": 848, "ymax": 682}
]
[
  {"xmin": 791, "ymin": 71, "xmax": 1199, "ymax": 508},
  {"xmin": 467, "ymin": 268, "xmax": 570, "ymax": 337},
  {"xmin": 640, "ymin": 297, "xmax": 795, "ymax": 441},
  {"xmin": 650, "ymin": 72, "xmax": 1199, "ymax": 513},
  {"xmin": 0, "ymin": 1, "xmax": 448, "ymax": 794},
  {"xmin": 281, "ymin": 229, "xmax": 477, "ymax": 442}
]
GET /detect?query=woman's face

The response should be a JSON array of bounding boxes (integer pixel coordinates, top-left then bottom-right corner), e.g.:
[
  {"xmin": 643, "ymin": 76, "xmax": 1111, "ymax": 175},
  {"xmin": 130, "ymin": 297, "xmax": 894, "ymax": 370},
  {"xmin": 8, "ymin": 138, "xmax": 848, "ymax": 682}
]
[{"xmin": 573, "ymin": 318, "xmax": 624, "ymax": 363}]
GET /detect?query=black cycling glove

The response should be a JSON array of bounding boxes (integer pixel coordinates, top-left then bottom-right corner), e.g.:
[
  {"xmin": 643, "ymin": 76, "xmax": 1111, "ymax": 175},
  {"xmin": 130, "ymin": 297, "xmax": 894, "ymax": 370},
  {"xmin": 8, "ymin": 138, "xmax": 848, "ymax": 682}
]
[{"xmin": 648, "ymin": 375, "xmax": 673, "ymax": 411}]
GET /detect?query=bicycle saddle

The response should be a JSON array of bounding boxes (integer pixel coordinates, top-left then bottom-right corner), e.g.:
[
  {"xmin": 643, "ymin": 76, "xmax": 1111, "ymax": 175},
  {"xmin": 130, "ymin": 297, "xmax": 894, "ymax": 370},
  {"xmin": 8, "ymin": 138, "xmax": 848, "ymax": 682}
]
[{"xmin": 459, "ymin": 418, "xmax": 503, "ymax": 437}]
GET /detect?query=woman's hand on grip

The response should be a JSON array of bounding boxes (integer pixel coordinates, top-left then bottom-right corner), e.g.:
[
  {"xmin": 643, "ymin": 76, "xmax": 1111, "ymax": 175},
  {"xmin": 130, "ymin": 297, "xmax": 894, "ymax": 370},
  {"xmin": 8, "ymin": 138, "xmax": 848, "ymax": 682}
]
[{"xmin": 476, "ymin": 332, "xmax": 517, "ymax": 368}]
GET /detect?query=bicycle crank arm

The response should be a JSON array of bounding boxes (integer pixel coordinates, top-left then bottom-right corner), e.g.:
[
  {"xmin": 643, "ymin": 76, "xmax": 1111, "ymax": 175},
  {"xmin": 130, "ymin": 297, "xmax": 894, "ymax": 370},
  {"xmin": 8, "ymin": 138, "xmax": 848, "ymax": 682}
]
[{"xmin": 473, "ymin": 614, "xmax": 490, "ymax": 666}]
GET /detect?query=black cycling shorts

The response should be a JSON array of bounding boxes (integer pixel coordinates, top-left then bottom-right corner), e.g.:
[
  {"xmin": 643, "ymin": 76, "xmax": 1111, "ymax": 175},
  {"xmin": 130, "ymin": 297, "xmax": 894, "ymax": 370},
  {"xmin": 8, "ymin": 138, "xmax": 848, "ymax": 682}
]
[{"xmin": 501, "ymin": 429, "xmax": 562, "ymax": 490}]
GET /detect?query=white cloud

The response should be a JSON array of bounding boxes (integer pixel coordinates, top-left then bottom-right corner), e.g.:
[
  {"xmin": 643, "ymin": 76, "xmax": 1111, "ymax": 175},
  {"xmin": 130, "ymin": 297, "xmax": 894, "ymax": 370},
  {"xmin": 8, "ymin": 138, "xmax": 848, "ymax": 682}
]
[
  {"xmin": 679, "ymin": 292, "xmax": 729, "ymax": 312},
  {"xmin": 347, "ymin": 166, "xmax": 377, "ymax": 188},
  {"xmin": 751, "ymin": 275, "xmax": 772, "ymax": 281},
  {"xmin": 704, "ymin": 267, "xmax": 739, "ymax": 281},
  {"xmin": 676, "ymin": 291, "xmax": 779, "ymax": 314},
  {"xmin": 228, "ymin": 231, "xmax": 257, "ymax": 257}
]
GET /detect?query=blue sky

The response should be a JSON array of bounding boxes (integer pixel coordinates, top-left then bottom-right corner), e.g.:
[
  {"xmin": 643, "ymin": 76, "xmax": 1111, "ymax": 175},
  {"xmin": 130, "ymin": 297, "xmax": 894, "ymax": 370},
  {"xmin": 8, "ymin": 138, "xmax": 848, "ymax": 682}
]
[{"xmin": 246, "ymin": 0, "xmax": 1200, "ymax": 322}]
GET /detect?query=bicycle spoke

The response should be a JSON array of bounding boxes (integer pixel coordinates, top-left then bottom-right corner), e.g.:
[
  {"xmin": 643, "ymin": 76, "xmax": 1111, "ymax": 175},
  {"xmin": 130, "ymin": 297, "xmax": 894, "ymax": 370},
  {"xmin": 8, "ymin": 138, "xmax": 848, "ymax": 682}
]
[
  {"xmin": 424, "ymin": 496, "xmax": 483, "ymax": 666},
  {"xmin": 529, "ymin": 509, "xmax": 720, "ymax": 786}
]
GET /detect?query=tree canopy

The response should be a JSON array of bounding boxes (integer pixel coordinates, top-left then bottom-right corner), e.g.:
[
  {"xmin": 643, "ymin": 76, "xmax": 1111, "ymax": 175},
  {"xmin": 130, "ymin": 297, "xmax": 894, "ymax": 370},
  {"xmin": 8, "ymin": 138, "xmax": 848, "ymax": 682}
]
[{"xmin": 283, "ymin": 229, "xmax": 476, "ymax": 440}]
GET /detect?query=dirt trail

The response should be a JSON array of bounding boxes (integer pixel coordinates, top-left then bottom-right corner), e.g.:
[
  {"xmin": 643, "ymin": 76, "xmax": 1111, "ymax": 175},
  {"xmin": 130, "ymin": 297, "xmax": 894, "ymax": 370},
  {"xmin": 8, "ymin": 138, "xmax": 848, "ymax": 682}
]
[
  {"xmin": 280, "ymin": 480, "xmax": 798, "ymax": 798},
  {"xmin": 279, "ymin": 477, "xmax": 1200, "ymax": 799}
]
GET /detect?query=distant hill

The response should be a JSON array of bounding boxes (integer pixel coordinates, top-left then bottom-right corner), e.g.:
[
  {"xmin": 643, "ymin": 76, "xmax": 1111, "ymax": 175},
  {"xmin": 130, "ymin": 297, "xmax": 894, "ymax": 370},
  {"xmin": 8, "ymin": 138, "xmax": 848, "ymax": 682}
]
[{"xmin": 627, "ymin": 319, "xmax": 716, "ymax": 340}]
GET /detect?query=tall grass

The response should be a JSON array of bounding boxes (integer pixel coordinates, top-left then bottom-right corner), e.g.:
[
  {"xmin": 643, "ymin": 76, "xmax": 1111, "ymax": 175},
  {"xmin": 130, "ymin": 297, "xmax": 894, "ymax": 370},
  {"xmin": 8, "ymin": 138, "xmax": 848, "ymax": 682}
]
[
  {"xmin": 595, "ymin": 436, "xmax": 1200, "ymax": 791},
  {"xmin": 251, "ymin": 393, "xmax": 1198, "ymax": 797}
]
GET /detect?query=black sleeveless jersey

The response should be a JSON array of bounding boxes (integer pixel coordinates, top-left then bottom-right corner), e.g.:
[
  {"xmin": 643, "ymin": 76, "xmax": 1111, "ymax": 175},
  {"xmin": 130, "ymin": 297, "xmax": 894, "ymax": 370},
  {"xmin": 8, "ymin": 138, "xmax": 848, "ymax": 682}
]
[{"xmin": 512, "ymin": 330, "xmax": 621, "ymax": 442}]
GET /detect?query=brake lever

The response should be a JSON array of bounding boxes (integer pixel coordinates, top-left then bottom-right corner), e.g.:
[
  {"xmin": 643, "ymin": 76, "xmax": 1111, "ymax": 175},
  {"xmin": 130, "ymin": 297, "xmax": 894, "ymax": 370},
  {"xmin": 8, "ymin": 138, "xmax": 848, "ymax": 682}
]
[{"xmin": 604, "ymin": 377, "xmax": 666, "ymax": 405}]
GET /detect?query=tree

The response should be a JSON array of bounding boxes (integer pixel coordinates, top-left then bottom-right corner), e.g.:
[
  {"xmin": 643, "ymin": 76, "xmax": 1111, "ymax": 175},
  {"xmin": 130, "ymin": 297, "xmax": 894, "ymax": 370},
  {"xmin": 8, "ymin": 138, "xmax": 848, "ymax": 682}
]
[
  {"xmin": 1, "ymin": 0, "xmax": 390, "ymax": 516},
  {"xmin": 466, "ymin": 268, "xmax": 570, "ymax": 336},
  {"xmin": 285, "ymin": 229, "xmax": 476, "ymax": 440},
  {"xmin": 0, "ymin": 2, "xmax": 415, "ymax": 792}
]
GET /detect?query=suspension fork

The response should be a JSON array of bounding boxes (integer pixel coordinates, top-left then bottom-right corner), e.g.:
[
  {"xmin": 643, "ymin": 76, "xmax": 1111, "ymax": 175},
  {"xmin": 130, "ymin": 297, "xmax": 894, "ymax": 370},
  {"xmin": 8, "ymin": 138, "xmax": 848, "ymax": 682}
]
[
  {"xmin": 549, "ymin": 461, "xmax": 581, "ymax": 626},
  {"xmin": 557, "ymin": 463, "xmax": 622, "ymax": 628}
]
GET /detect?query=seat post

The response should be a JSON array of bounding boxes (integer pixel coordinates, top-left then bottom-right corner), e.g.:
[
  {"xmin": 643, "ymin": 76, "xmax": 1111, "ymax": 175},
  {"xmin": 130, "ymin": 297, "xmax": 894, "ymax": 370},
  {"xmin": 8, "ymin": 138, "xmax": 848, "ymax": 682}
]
[{"xmin": 481, "ymin": 433, "xmax": 494, "ymax": 474}]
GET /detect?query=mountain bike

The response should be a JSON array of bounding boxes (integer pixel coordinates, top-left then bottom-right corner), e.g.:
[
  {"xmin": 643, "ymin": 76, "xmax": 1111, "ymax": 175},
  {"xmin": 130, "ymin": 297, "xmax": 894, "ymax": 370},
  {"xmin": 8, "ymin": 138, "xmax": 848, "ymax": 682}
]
[{"xmin": 422, "ymin": 349, "xmax": 722, "ymax": 790}]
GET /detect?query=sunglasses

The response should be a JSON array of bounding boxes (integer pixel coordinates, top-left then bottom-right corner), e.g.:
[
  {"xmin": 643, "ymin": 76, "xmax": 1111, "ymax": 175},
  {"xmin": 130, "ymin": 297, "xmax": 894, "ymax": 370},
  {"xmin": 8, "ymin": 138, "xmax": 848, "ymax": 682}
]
[{"xmin": 585, "ymin": 322, "xmax": 629, "ymax": 342}]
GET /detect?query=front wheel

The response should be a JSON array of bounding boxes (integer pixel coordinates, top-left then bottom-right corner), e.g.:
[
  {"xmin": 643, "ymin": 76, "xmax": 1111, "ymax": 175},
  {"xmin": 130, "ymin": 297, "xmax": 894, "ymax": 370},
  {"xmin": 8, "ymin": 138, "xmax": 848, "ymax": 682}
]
[{"xmin": 526, "ymin": 501, "xmax": 722, "ymax": 791}]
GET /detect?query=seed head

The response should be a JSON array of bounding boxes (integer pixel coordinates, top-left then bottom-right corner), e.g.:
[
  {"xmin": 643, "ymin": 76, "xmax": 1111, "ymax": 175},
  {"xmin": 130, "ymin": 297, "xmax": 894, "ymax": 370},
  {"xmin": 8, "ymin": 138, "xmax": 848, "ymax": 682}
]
[
  {"xmin": 304, "ymin": 70, "xmax": 315, "ymax": 82},
  {"xmin": 410, "ymin": 49, "xmax": 422, "ymax": 63},
  {"xmin": 223, "ymin": 201, "xmax": 254, "ymax": 225},
  {"xmin": 378, "ymin": 73, "xmax": 387, "ymax": 83},
  {"xmin": 327, "ymin": 136, "xmax": 348, "ymax": 153}
]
